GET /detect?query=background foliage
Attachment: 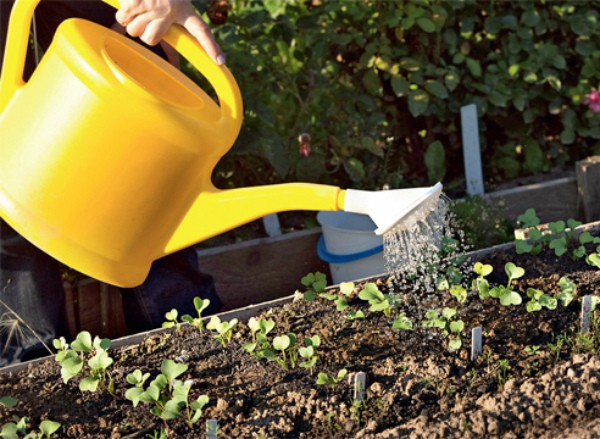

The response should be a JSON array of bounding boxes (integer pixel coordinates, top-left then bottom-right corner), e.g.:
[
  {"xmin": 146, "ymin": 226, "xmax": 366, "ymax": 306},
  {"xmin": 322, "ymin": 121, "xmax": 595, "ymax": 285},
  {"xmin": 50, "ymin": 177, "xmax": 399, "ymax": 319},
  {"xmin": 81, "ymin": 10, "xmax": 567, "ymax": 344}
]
[{"xmin": 190, "ymin": 0, "xmax": 600, "ymax": 194}]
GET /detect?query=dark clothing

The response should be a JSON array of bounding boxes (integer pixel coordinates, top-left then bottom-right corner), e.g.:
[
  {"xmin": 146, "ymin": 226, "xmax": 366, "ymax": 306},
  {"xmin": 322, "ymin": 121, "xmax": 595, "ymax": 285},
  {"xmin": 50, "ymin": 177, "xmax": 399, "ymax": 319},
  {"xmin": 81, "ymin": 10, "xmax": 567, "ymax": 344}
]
[{"xmin": 0, "ymin": 0, "xmax": 221, "ymax": 364}]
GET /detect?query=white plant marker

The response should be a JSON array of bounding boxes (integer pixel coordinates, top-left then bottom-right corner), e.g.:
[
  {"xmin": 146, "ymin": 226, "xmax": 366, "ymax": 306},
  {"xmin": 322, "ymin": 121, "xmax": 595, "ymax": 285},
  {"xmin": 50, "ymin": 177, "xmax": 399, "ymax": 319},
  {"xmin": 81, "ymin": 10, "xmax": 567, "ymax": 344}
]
[
  {"xmin": 206, "ymin": 419, "xmax": 218, "ymax": 439},
  {"xmin": 581, "ymin": 295, "xmax": 593, "ymax": 334},
  {"xmin": 354, "ymin": 371, "xmax": 367, "ymax": 402},
  {"xmin": 471, "ymin": 326, "xmax": 483, "ymax": 361},
  {"xmin": 461, "ymin": 104, "xmax": 485, "ymax": 196}
]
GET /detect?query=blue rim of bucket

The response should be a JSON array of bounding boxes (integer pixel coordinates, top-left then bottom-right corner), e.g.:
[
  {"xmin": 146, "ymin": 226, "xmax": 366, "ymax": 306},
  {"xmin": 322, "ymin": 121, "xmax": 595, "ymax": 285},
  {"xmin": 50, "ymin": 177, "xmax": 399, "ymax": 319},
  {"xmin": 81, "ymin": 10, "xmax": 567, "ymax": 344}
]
[{"xmin": 317, "ymin": 235, "xmax": 384, "ymax": 264}]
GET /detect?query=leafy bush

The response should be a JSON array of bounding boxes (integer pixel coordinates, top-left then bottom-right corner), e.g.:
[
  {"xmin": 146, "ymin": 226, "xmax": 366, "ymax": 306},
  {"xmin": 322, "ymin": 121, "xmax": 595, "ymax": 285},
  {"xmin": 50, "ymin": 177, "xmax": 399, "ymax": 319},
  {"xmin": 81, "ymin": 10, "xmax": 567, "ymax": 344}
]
[{"xmin": 189, "ymin": 0, "xmax": 600, "ymax": 193}]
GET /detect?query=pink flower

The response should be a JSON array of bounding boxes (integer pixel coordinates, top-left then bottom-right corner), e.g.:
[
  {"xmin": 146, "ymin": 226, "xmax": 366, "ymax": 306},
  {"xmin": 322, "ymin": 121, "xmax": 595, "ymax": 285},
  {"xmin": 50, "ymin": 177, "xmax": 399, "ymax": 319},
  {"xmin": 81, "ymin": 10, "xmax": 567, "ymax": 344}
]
[
  {"xmin": 584, "ymin": 88, "xmax": 600, "ymax": 113},
  {"xmin": 298, "ymin": 133, "xmax": 311, "ymax": 157}
]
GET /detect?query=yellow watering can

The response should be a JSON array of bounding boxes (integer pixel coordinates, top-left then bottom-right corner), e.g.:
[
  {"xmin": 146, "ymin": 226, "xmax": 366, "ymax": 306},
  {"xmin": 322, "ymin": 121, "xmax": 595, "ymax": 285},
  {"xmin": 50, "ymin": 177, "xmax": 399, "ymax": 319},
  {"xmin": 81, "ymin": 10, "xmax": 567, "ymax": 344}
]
[{"xmin": 0, "ymin": 0, "xmax": 443, "ymax": 287}]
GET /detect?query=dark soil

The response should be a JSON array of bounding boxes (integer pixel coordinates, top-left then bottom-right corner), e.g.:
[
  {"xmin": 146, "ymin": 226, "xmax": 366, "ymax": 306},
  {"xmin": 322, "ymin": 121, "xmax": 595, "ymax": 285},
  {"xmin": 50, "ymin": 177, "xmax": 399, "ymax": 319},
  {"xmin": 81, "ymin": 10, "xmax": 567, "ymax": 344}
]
[{"xmin": 1, "ymin": 238, "xmax": 600, "ymax": 438}]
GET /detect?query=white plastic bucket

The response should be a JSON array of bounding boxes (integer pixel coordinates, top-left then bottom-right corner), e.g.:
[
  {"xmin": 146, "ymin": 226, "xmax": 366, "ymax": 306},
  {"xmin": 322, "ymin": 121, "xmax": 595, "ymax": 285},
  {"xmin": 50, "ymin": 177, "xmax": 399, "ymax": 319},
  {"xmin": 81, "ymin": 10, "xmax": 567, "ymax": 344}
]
[{"xmin": 316, "ymin": 211, "xmax": 385, "ymax": 285}]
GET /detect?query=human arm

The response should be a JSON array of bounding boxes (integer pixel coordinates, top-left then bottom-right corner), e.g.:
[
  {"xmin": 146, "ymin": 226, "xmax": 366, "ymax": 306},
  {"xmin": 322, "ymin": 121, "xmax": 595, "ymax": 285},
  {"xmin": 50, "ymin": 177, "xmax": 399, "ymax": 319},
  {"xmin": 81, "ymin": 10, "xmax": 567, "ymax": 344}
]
[{"xmin": 115, "ymin": 0, "xmax": 225, "ymax": 65}]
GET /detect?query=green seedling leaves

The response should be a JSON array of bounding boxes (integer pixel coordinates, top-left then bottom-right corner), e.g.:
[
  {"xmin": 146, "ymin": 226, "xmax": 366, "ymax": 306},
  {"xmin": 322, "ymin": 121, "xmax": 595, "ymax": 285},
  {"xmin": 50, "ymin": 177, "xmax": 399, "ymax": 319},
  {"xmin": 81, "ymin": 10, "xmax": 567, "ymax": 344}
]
[
  {"xmin": 339, "ymin": 282, "xmax": 355, "ymax": 296},
  {"xmin": 392, "ymin": 313, "xmax": 413, "ymax": 331},
  {"xmin": 273, "ymin": 335, "xmax": 291, "ymax": 352},
  {"xmin": 317, "ymin": 368, "xmax": 347, "ymax": 388},
  {"xmin": 505, "ymin": 262, "xmax": 525, "ymax": 281},
  {"xmin": 548, "ymin": 220, "xmax": 565, "ymax": 235},
  {"xmin": 557, "ymin": 276, "xmax": 576, "ymax": 307},
  {"xmin": 347, "ymin": 310, "xmax": 366, "ymax": 320},
  {"xmin": 449, "ymin": 285, "xmax": 467, "ymax": 304},
  {"xmin": 587, "ymin": 253, "xmax": 600, "ymax": 268},
  {"xmin": 59, "ymin": 355, "xmax": 84, "ymax": 384},
  {"xmin": 0, "ymin": 396, "xmax": 17, "ymax": 408},
  {"xmin": 207, "ymin": 316, "xmax": 238, "ymax": 348},
  {"xmin": 526, "ymin": 288, "xmax": 557, "ymax": 312},
  {"xmin": 579, "ymin": 231, "xmax": 595, "ymax": 245},
  {"xmin": 499, "ymin": 289, "xmax": 523, "ymax": 306},
  {"xmin": 549, "ymin": 237, "xmax": 568, "ymax": 256},
  {"xmin": 358, "ymin": 283, "xmax": 391, "ymax": 314},
  {"xmin": 517, "ymin": 208, "xmax": 540, "ymax": 228},
  {"xmin": 515, "ymin": 239, "xmax": 533, "ymax": 254},
  {"xmin": 181, "ymin": 297, "xmax": 211, "ymax": 331},
  {"xmin": 161, "ymin": 359, "xmax": 188, "ymax": 384},
  {"xmin": 301, "ymin": 272, "xmax": 328, "ymax": 301},
  {"xmin": 474, "ymin": 262, "xmax": 493, "ymax": 277},
  {"xmin": 70, "ymin": 331, "xmax": 94, "ymax": 353}
]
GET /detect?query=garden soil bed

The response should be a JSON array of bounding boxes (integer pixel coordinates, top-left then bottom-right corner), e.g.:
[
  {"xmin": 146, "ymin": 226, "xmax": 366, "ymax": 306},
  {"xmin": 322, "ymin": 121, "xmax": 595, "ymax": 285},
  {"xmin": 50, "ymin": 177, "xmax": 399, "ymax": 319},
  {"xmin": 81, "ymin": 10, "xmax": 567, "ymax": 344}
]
[{"xmin": 1, "ymin": 241, "xmax": 600, "ymax": 438}]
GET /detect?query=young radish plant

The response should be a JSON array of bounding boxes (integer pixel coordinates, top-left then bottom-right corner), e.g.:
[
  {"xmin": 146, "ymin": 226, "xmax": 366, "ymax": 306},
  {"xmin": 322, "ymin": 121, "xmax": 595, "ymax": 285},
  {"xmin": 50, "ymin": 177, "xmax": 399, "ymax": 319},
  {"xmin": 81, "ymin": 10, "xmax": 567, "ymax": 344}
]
[
  {"xmin": 316, "ymin": 368, "xmax": 348, "ymax": 389},
  {"xmin": 358, "ymin": 282, "xmax": 391, "ymax": 316},
  {"xmin": 125, "ymin": 359, "xmax": 209, "ymax": 426},
  {"xmin": 298, "ymin": 335, "xmax": 321, "ymax": 375},
  {"xmin": 0, "ymin": 417, "xmax": 61, "ymax": 439},
  {"xmin": 472, "ymin": 262, "xmax": 493, "ymax": 300},
  {"xmin": 206, "ymin": 316, "xmax": 238, "ymax": 348},
  {"xmin": 488, "ymin": 262, "xmax": 524, "ymax": 306},
  {"xmin": 53, "ymin": 331, "xmax": 114, "ymax": 394},
  {"xmin": 242, "ymin": 317, "xmax": 275, "ymax": 358},
  {"xmin": 525, "ymin": 288, "xmax": 557, "ymax": 312},
  {"xmin": 557, "ymin": 276, "xmax": 576, "ymax": 307},
  {"xmin": 181, "ymin": 297, "xmax": 211, "ymax": 331},
  {"xmin": 301, "ymin": 271, "xmax": 328, "ymax": 301},
  {"xmin": 422, "ymin": 307, "xmax": 464, "ymax": 351}
]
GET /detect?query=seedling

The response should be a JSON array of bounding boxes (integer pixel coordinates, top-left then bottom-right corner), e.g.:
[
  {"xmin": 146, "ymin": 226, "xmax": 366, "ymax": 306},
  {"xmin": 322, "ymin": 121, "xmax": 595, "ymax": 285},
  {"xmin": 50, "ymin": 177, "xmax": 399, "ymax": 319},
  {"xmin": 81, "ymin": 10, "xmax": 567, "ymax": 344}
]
[
  {"xmin": 125, "ymin": 359, "xmax": 209, "ymax": 426},
  {"xmin": 0, "ymin": 396, "xmax": 16, "ymax": 408},
  {"xmin": 299, "ymin": 335, "xmax": 321, "ymax": 374},
  {"xmin": 488, "ymin": 262, "xmax": 523, "ymax": 306},
  {"xmin": 0, "ymin": 417, "xmax": 61, "ymax": 439},
  {"xmin": 547, "ymin": 333, "xmax": 567, "ymax": 363},
  {"xmin": 525, "ymin": 288, "xmax": 557, "ymax": 312},
  {"xmin": 268, "ymin": 334, "xmax": 297, "ymax": 370},
  {"xmin": 206, "ymin": 316, "xmax": 238, "ymax": 348},
  {"xmin": 449, "ymin": 285, "xmax": 468, "ymax": 304},
  {"xmin": 524, "ymin": 345, "xmax": 541, "ymax": 356},
  {"xmin": 301, "ymin": 272, "xmax": 327, "ymax": 301},
  {"xmin": 162, "ymin": 309, "xmax": 182, "ymax": 333},
  {"xmin": 587, "ymin": 253, "xmax": 600, "ymax": 269},
  {"xmin": 346, "ymin": 310, "xmax": 366, "ymax": 320},
  {"xmin": 422, "ymin": 307, "xmax": 464, "ymax": 351},
  {"xmin": 181, "ymin": 297, "xmax": 211, "ymax": 331},
  {"xmin": 316, "ymin": 368, "xmax": 348, "ymax": 389},
  {"xmin": 557, "ymin": 276, "xmax": 576, "ymax": 307},
  {"xmin": 392, "ymin": 313, "xmax": 413, "ymax": 331},
  {"xmin": 242, "ymin": 317, "xmax": 275, "ymax": 357},
  {"xmin": 358, "ymin": 283, "xmax": 390, "ymax": 316},
  {"xmin": 496, "ymin": 359, "xmax": 510, "ymax": 387},
  {"xmin": 319, "ymin": 291, "xmax": 349, "ymax": 312},
  {"xmin": 472, "ymin": 262, "xmax": 492, "ymax": 300},
  {"xmin": 53, "ymin": 331, "xmax": 114, "ymax": 394}
]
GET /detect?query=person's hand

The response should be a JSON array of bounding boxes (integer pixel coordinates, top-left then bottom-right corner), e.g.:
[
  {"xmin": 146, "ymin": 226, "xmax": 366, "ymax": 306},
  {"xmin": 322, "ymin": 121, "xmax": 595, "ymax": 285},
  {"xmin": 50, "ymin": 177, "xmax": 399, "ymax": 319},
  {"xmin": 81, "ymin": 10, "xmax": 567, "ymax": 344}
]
[
  {"xmin": 115, "ymin": 0, "xmax": 225, "ymax": 65},
  {"xmin": 111, "ymin": 22, "xmax": 181, "ymax": 68}
]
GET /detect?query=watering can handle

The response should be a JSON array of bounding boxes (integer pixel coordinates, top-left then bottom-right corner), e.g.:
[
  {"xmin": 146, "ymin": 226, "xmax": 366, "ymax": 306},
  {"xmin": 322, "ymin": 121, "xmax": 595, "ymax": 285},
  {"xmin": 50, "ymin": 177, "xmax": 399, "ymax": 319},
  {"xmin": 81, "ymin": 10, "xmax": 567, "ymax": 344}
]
[{"xmin": 0, "ymin": 0, "xmax": 243, "ymax": 136}]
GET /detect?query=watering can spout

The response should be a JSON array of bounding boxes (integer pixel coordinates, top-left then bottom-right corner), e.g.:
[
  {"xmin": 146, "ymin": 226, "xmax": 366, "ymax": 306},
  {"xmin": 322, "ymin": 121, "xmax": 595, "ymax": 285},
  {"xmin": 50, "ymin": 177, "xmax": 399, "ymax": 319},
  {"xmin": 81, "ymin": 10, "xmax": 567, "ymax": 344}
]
[
  {"xmin": 164, "ymin": 182, "xmax": 443, "ymax": 253},
  {"xmin": 163, "ymin": 183, "xmax": 346, "ymax": 254}
]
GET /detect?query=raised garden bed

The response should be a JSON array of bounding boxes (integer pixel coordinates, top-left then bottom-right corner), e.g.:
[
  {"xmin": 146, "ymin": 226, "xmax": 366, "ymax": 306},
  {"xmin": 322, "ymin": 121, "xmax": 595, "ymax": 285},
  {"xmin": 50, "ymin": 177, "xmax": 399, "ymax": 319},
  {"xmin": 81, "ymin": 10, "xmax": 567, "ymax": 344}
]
[{"xmin": 1, "ymin": 222, "xmax": 599, "ymax": 438}]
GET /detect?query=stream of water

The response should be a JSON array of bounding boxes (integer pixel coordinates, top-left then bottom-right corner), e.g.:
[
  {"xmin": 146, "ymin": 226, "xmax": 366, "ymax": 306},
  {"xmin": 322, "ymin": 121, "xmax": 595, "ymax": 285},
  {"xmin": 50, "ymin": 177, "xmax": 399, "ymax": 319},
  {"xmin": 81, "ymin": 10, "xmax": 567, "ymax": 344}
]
[{"xmin": 383, "ymin": 193, "xmax": 469, "ymax": 301}]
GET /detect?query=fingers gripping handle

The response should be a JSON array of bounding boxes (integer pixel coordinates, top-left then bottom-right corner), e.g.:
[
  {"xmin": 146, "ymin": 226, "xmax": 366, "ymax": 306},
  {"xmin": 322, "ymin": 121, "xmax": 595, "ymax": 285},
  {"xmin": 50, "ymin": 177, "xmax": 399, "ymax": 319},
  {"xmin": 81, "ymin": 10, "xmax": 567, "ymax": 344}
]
[
  {"xmin": 102, "ymin": 0, "xmax": 243, "ymax": 140},
  {"xmin": 0, "ymin": 0, "xmax": 243, "ymax": 142}
]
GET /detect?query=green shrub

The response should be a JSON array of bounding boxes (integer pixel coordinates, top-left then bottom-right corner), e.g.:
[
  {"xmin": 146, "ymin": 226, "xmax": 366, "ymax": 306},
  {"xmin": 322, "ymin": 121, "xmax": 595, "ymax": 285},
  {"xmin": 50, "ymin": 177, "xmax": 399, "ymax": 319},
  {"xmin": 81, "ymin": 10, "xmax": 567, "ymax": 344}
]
[{"xmin": 190, "ymin": 0, "xmax": 600, "ymax": 192}]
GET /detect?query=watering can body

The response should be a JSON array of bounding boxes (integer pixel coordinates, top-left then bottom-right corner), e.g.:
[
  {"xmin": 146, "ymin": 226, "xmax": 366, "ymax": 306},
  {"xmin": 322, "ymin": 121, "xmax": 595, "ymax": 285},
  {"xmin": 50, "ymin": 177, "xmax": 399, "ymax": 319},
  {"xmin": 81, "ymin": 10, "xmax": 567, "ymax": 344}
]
[{"xmin": 0, "ymin": 0, "xmax": 247, "ymax": 286}]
